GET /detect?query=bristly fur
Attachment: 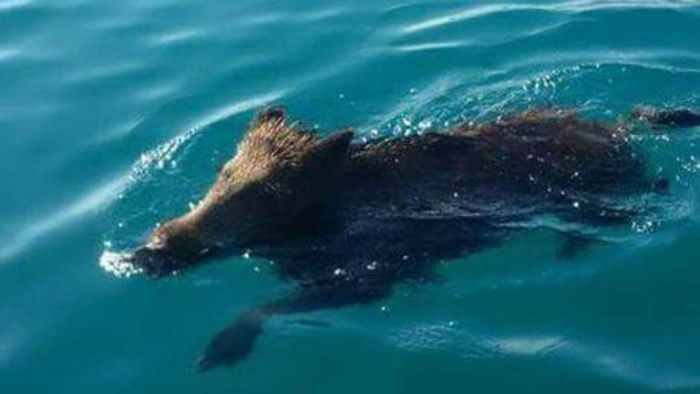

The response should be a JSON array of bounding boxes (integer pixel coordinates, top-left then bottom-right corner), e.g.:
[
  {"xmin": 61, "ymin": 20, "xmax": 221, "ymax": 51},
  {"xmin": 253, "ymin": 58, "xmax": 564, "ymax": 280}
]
[{"xmin": 221, "ymin": 110, "xmax": 318, "ymax": 188}]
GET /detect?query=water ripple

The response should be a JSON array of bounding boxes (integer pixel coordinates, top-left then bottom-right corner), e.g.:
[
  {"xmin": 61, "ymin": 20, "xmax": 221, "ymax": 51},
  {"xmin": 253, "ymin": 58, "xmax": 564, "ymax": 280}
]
[
  {"xmin": 147, "ymin": 28, "xmax": 204, "ymax": 47},
  {"xmin": 0, "ymin": 91, "xmax": 286, "ymax": 264},
  {"xmin": 0, "ymin": 175, "xmax": 129, "ymax": 262},
  {"xmin": 0, "ymin": 0, "xmax": 30, "ymax": 12},
  {"xmin": 401, "ymin": 0, "xmax": 698, "ymax": 34},
  {"xmin": 392, "ymin": 40, "xmax": 470, "ymax": 53},
  {"xmin": 62, "ymin": 62, "xmax": 150, "ymax": 85},
  {"xmin": 0, "ymin": 48, "xmax": 19, "ymax": 62}
]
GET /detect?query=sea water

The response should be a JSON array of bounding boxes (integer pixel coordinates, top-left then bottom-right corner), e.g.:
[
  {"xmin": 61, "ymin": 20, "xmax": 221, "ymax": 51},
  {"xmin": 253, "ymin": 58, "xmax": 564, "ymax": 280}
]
[{"xmin": 1, "ymin": 1, "xmax": 700, "ymax": 392}]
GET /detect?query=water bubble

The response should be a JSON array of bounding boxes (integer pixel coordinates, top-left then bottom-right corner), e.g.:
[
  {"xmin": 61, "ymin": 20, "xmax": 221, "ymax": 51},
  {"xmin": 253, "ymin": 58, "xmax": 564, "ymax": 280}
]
[
  {"xmin": 333, "ymin": 268, "xmax": 347, "ymax": 277},
  {"xmin": 632, "ymin": 220, "xmax": 656, "ymax": 233}
]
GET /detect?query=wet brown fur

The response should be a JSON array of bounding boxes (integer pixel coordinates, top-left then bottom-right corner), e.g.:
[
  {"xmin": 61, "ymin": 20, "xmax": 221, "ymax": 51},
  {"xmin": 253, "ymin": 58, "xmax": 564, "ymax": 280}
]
[{"xmin": 150, "ymin": 108, "xmax": 636, "ymax": 258}]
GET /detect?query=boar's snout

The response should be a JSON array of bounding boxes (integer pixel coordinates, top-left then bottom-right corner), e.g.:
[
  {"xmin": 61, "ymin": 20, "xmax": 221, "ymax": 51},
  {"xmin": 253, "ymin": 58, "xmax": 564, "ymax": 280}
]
[{"xmin": 130, "ymin": 245, "xmax": 185, "ymax": 278}]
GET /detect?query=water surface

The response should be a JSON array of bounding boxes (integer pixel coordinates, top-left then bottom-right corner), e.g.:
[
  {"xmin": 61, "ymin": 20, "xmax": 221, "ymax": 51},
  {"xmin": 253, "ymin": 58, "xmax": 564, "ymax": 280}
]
[{"xmin": 2, "ymin": 0, "xmax": 700, "ymax": 392}]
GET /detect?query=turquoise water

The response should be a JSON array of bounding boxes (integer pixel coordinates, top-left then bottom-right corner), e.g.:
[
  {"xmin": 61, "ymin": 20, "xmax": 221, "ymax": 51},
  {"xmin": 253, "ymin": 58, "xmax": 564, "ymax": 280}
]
[{"xmin": 2, "ymin": 0, "xmax": 700, "ymax": 392}]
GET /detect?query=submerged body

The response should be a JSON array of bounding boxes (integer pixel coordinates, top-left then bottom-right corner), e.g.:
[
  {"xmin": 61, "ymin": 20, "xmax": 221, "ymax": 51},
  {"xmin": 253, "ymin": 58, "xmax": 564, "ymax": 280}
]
[{"xmin": 129, "ymin": 106, "xmax": 696, "ymax": 370}]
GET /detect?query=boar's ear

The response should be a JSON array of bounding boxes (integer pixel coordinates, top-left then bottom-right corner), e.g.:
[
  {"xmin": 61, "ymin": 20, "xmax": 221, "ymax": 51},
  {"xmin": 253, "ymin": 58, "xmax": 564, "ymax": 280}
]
[
  {"xmin": 311, "ymin": 129, "xmax": 354, "ymax": 160},
  {"xmin": 253, "ymin": 106, "xmax": 286, "ymax": 125}
]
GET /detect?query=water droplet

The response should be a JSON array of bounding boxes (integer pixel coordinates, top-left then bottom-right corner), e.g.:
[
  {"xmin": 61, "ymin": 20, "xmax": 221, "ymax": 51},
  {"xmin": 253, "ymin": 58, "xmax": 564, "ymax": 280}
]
[
  {"xmin": 418, "ymin": 120, "xmax": 432, "ymax": 130},
  {"xmin": 333, "ymin": 268, "xmax": 346, "ymax": 276}
]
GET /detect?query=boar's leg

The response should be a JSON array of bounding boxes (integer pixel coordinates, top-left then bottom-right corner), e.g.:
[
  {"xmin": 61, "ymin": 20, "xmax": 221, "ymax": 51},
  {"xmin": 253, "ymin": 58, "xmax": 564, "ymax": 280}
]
[
  {"xmin": 555, "ymin": 233, "xmax": 609, "ymax": 260},
  {"xmin": 195, "ymin": 281, "xmax": 391, "ymax": 372},
  {"xmin": 631, "ymin": 106, "xmax": 700, "ymax": 129}
]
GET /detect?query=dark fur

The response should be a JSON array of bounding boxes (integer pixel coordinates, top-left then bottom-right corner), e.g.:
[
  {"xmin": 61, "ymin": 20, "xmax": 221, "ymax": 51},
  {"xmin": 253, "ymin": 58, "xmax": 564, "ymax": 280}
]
[{"xmin": 129, "ymin": 106, "xmax": 694, "ymax": 371}]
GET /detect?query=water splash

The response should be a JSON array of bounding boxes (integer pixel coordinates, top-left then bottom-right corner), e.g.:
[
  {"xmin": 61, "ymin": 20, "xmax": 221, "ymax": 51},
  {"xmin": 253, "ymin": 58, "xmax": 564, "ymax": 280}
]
[{"xmin": 98, "ymin": 249, "xmax": 142, "ymax": 278}]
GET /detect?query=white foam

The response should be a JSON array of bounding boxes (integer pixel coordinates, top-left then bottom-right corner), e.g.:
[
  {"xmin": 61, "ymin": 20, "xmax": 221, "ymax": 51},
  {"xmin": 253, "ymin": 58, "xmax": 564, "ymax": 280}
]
[{"xmin": 98, "ymin": 250, "xmax": 142, "ymax": 278}]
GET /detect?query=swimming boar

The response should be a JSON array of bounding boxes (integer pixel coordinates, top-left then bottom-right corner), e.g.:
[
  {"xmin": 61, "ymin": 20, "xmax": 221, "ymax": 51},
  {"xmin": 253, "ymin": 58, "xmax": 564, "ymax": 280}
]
[{"xmin": 128, "ymin": 106, "xmax": 693, "ymax": 370}]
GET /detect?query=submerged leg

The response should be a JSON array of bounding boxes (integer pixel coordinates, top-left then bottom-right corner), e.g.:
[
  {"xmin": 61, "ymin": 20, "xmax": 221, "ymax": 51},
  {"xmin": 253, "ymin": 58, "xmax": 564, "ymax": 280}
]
[
  {"xmin": 631, "ymin": 106, "xmax": 700, "ymax": 129},
  {"xmin": 555, "ymin": 233, "xmax": 608, "ymax": 260},
  {"xmin": 196, "ymin": 282, "xmax": 391, "ymax": 372}
]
